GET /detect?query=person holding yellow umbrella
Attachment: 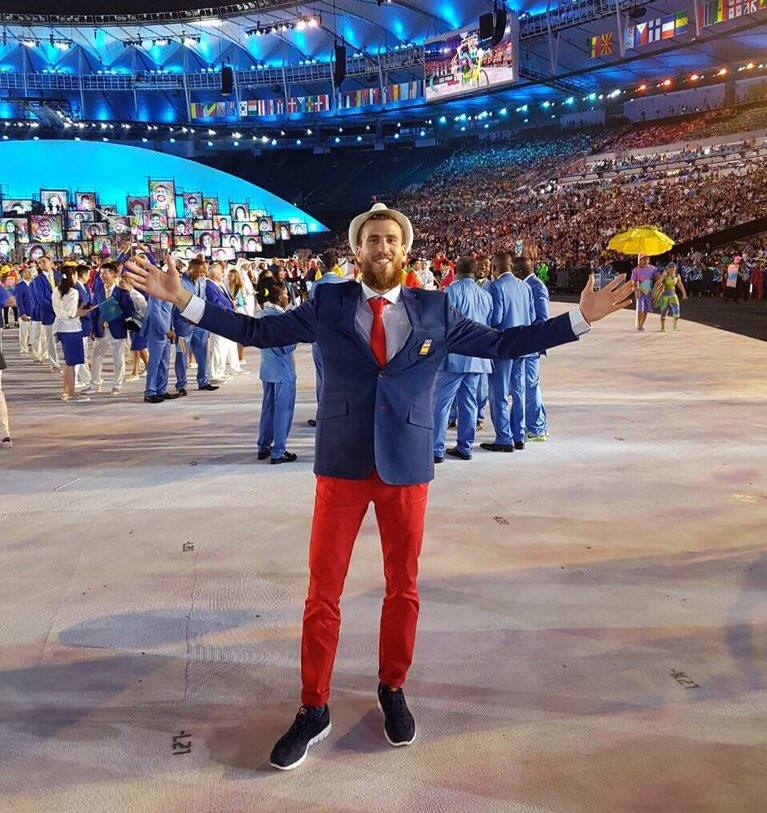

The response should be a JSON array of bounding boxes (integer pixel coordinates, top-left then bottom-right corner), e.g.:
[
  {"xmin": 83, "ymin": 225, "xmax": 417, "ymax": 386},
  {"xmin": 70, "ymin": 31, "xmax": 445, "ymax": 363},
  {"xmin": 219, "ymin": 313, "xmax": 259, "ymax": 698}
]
[{"xmin": 607, "ymin": 227, "xmax": 674, "ymax": 333}]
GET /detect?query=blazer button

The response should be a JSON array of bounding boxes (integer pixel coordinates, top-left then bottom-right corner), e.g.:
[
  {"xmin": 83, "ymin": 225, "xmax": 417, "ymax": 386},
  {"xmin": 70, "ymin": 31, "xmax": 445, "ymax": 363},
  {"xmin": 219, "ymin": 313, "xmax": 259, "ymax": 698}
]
[{"xmin": 378, "ymin": 371, "xmax": 384, "ymax": 378}]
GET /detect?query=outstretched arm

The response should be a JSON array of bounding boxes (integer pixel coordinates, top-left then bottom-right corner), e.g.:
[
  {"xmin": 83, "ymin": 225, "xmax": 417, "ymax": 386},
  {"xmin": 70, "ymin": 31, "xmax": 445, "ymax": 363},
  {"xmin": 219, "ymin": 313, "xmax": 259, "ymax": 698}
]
[
  {"xmin": 447, "ymin": 274, "xmax": 633, "ymax": 359},
  {"xmin": 124, "ymin": 255, "xmax": 316, "ymax": 347}
]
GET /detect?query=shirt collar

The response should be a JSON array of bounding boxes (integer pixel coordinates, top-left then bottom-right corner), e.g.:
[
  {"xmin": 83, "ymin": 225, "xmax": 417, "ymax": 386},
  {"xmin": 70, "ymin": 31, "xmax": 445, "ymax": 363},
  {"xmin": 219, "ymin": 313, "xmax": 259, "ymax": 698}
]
[
  {"xmin": 360, "ymin": 280, "xmax": 401, "ymax": 304},
  {"xmin": 524, "ymin": 273, "xmax": 536, "ymax": 282},
  {"xmin": 497, "ymin": 271, "xmax": 513, "ymax": 278}
]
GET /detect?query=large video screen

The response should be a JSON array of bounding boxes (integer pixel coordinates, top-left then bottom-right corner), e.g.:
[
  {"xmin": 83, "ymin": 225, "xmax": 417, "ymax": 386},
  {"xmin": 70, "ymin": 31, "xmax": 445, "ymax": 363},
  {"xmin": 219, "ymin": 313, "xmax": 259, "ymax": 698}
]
[{"xmin": 424, "ymin": 18, "xmax": 518, "ymax": 103}]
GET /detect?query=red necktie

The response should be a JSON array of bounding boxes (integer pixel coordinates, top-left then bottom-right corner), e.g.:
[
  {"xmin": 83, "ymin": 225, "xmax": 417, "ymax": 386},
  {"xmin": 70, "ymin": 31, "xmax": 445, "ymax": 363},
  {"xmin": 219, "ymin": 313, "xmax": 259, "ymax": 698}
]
[{"xmin": 368, "ymin": 296, "xmax": 389, "ymax": 367}]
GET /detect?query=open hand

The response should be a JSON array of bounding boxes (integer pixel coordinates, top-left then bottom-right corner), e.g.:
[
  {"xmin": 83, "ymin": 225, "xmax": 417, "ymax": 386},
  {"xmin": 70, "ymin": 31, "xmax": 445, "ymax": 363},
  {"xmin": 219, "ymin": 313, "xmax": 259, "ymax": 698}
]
[
  {"xmin": 579, "ymin": 273, "xmax": 634, "ymax": 324},
  {"xmin": 123, "ymin": 253, "xmax": 191, "ymax": 310}
]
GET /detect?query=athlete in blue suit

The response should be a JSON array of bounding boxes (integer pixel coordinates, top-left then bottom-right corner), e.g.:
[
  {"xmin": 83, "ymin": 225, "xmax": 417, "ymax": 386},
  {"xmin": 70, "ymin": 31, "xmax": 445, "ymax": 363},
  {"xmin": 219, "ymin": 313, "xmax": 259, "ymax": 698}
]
[
  {"xmin": 520, "ymin": 257, "xmax": 551, "ymax": 441},
  {"xmin": 483, "ymin": 252, "xmax": 536, "ymax": 452},
  {"xmin": 141, "ymin": 294, "xmax": 178, "ymax": 403},
  {"xmin": 256, "ymin": 280, "xmax": 298, "ymax": 464},
  {"xmin": 125, "ymin": 202, "xmax": 633, "ymax": 772},
  {"xmin": 14, "ymin": 267, "xmax": 34, "ymax": 356},
  {"xmin": 432, "ymin": 257, "xmax": 493, "ymax": 461},
  {"xmin": 173, "ymin": 258, "xmax": 217, "ymax": 394}
]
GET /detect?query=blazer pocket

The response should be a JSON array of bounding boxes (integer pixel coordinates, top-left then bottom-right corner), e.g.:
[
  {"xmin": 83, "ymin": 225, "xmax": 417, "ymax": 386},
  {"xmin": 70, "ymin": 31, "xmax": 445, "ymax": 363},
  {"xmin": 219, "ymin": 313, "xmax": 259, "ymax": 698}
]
[
  {"xmin": 317, "ymin": 398, "xmax": 349, "ymax": 420},
  {"xmin": 407, "ymin": 405, "xmax": 433, "ymax": 429}
]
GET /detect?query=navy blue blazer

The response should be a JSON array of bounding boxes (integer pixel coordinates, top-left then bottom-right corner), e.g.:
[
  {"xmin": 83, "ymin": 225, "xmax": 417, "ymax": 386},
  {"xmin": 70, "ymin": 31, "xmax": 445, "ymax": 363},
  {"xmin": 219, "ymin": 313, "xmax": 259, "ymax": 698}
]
[
  {"xmin": 205, "ymin": 280, "xmax": 234, "ymax": 312},
  {"xmin": 30, "ymin": 273, "xmax": 56, "ymax": 325},
  {"xmin": 92, "ymin": 286, "xmax": 134, "ymax": 340},
  {"xmin": 195, "ymin": 281, "xmax": 579, "ymax": 484},
  {"xmin": 76, "ymin": 282, "xmax": 93, "ymax": 335},
  {"xmin": 15, "ymin": 280, "xmax": 33, "ymax": 318}
]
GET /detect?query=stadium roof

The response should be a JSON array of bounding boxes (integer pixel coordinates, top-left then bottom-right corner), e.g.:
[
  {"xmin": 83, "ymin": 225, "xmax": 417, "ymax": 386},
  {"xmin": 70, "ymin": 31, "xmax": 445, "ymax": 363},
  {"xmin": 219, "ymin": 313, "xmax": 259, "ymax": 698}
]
[{"xmin": 0, "ymin": 1, "xmax": 766, "ymax": 110}]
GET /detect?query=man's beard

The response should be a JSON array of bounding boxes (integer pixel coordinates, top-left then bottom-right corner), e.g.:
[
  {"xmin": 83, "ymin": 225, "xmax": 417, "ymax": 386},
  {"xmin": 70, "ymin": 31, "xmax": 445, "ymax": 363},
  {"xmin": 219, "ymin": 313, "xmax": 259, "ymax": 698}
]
[{"xmin": 359, "ymin": 254, "xmax": 404, "ymax": 291}]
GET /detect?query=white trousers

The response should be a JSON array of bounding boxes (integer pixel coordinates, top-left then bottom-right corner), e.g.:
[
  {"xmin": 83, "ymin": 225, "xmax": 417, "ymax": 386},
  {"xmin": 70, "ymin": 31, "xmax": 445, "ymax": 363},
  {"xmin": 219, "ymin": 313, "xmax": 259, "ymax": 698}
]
[
  {"xmin": 18, "ymin": 319, "xmax": 31, "ymax": 354},
  {"xmin": 76, "ymin": 336, "xmax": 91, "ymax": 386},
  {"xmin": 208, "ymin": 333, "xmax": 237, "ymax": 380},
  {"xmin": 29, "ymin": 320, "xmax": 45, "ymax": 361},
  {"xmin": 0, "ymin": 371, "xmax": 9, "ymax": 439},
  {"xmin": 90, "ymin": 334, "xmax": 126, "ymax": 391},
  {"xmin": 42, "ymin": 324, "xmax": 60, "ymax": 369}
]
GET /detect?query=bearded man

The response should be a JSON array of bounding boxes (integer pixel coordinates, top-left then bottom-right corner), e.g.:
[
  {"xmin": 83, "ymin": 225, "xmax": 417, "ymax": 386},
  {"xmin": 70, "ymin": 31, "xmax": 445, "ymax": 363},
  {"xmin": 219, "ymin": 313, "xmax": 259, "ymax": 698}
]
[{"xmin": 124, "ymin": 202, "xmax": 633, "ymax": 771}]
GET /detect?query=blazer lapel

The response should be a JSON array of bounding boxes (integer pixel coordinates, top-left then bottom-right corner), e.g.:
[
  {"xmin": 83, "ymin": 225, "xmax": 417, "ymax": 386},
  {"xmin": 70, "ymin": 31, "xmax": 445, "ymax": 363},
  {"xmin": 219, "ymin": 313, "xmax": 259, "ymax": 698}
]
[
  {"xmin": 385, "ymin": 287, "xmax": 419, "ymax": 368},
  {"xmin": 342, "ymin": 284, "xmax": 378, "ymax": 366}
]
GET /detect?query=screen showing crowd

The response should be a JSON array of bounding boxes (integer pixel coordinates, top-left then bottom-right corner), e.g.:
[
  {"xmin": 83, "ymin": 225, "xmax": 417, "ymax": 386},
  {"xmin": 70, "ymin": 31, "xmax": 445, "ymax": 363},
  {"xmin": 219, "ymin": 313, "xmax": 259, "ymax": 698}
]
[{"xmin": 0, "ymin": 180, "xmax": 309, "ymax": 263}]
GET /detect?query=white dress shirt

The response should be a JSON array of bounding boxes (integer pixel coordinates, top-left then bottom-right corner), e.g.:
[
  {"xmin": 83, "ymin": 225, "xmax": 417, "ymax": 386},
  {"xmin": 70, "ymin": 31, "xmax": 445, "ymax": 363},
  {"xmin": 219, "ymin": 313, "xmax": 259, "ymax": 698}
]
[
  {"xmin": 179, "ymin": 282, "xmax": 591, "ymax": 352},
  {"xmin": 52, "ymin": 288, "xmax": 81, "ymax": 333},
  {"xmin": 356, "ymin": 282, "xmax": 411, "ymax": 362}
]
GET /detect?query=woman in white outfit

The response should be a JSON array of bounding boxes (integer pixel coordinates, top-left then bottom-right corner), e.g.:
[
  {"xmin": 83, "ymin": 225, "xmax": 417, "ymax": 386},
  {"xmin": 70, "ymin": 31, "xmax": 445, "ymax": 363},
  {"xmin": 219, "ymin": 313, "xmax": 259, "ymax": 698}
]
[{"xmin": 52, "ymin": 265, "xmax": 91, "ymax": 402}]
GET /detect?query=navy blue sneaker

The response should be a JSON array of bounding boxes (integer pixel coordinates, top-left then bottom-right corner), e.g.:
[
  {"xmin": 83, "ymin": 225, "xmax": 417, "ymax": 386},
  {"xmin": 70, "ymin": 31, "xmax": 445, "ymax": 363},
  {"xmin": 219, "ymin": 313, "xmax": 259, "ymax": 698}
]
[
  {"xmin": 269, "ymin": 705, "xmax": 331, "ymax": 770},
  {"xmin": 377, "ymin": 682, "xmax": 416, "ymax": 747}
]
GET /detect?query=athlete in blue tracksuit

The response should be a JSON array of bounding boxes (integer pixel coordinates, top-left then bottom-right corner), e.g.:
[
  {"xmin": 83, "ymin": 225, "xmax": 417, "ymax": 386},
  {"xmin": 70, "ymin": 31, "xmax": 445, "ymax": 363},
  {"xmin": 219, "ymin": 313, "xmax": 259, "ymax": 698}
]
[
  {"xmin": 432, "ymin": 258, "xmax": 492, "ymax": 461},
  {"xmin": 256, "ymin": 281, "xmax": 297, "ymax": 464},
  {"xmin": 521, "ymin": 259, "xmax": 550, "ymax": 440},
  {"xmin": 173, "ymin": 260, "xmax": 216, "ymax": 393},
  {"xmin": 484, "ymin": 252, "xmax": 536, "ymax": 451},
  {"xmin": 140, "ymin": 294, "xmax": 177, "ymax": 402}
]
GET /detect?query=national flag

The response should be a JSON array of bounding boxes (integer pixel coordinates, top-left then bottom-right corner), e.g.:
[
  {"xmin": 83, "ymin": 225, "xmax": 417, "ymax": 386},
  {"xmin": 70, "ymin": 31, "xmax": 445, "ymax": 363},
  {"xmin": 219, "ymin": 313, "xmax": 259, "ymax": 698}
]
[
  {"xmin": 675, "ymin": 11, "xmax": 689, "ymax": 33},
  {"xmin": 636, "ymin": 22, "xmax": 649, "ymax": 44},
  {"xmin": 647, "ymin": 17, "xmax": 662, "ymax": 41},
  {"xmin": 661, "ymin": 16, "xmax": 676, "ymax": 37},
  {"xmin": 248, "ymin": 99, "xmax": 258, "ymax": 116},
  {"xmin": 590, "ymin": 32, "xmax": 613, "ymax": 57},
  {"xmin": 623, "ymin": 26, "xmax": 636, "ymax": 50},
  {"xmin": 238, "ymin": 100, "xmax": 247, "ymax": 117},
  {"xmin": 701, "ymin": 0, "xmax": 725, "ymax": 25}
]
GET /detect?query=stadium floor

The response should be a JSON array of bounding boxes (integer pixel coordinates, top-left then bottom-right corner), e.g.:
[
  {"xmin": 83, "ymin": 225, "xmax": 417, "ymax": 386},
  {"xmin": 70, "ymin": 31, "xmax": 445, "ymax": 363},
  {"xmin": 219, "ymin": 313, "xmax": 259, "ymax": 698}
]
[
  {"xmin": 553, "ymin": 294, "xmax": 767, "ymax": 342},
  {"xmin": 1, "ymin": 304, "xmax": 765, "ymax": 812}
]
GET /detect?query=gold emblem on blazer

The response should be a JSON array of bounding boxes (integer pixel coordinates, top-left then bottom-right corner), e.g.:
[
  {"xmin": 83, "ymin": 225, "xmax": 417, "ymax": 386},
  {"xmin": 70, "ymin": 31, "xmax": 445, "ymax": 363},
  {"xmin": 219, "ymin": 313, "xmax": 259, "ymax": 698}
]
[{"xmin": 418, "ymin": 339, "xmax": 433, "ymax": 356}]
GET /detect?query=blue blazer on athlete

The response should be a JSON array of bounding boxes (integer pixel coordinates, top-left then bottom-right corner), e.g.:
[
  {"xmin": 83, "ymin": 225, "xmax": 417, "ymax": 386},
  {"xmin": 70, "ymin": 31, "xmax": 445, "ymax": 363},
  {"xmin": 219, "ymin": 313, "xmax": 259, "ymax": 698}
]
[
  {"xmin": 76, "ymin": 282, "xmax": 93, "ymax": 335},
  {"xmin": 256, "ymin": 305, "xmax": 297, "ymax": 383},
  {"xmin": 192, "ymin": 281, "xmax": 579, "ymax": 485},
  {"xmin": 15, "ymin": 280, "xmax": 32, "ymax": 318},
  {"xmin": 526, "ymin": 273, "xmax": 551, "ymax": 358},
  {"xmin": 30, "ymin": 272, "xmax": 55, "ymax": 326},
  {"xmin": 140, "ymin": 296, "xmax": 173, "ymax": 341},
  {"xmin": 205, "ymin": 279, "xmax": 234, "ymax": 312},
  {"xmin": 173, "ymin": 274, "xmax": 206, "ymax": 337},
  {"xmin": 442, "ymin": 277, "xmax": 493, "ymax": 374},
  {"xmin": 92, "ymin": 286, "xmax": 134, "ymax": 340}
]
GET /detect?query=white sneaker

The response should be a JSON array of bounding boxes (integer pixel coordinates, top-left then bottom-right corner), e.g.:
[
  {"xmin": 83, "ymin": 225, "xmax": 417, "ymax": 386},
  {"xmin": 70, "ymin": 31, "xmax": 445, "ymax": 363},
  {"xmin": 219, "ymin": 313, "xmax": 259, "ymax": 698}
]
[
  {"xmin": 74, "ymin": 395, "xmax": 91, "ymax": 403},
  {"xmin": 232, "ymin": 369, "xmax": 251, "ymax": 376},
  {"xmin": 81, "ymin": 385, "xmax": 101, "ymax": 394},
  {"xmin": 189, "ymin": 362, "xmax": 198, "ymax": 369}
]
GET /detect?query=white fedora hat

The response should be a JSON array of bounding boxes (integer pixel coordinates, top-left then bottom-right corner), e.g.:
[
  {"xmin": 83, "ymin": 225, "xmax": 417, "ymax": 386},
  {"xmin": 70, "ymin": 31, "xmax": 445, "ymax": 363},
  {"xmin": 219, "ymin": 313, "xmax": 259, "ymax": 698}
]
[{"xmin": 348, "ymin": 202, "xmax": 413, "ymax": 254}]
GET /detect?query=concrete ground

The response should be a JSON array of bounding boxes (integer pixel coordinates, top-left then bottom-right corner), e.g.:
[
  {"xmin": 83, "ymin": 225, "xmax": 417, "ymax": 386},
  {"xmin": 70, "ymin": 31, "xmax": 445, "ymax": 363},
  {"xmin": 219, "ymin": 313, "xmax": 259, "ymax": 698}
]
[{"xmin": 0, "ymin": 304, "xmax": 765, "ymax": 813}]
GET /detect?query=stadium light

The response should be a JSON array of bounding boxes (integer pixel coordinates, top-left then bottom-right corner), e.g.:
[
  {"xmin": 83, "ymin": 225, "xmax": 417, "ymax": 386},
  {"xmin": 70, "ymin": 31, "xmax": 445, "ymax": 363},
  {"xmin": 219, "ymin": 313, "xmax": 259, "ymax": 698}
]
[
  {"xmin": 637, "ymin": 83, "xmax": 647, "ymax": 91},
  {"xmin": 499, "ymin": 107, "xmax": 507, "ymax": 115}
]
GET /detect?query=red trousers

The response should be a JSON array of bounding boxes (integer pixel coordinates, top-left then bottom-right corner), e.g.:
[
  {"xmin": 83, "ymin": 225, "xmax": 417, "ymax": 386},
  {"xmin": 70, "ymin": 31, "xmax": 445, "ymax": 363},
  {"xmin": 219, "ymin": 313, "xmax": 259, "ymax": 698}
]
[{"xmin": 300, "ymin": 471, "xmax": 429, "ymax": 707}]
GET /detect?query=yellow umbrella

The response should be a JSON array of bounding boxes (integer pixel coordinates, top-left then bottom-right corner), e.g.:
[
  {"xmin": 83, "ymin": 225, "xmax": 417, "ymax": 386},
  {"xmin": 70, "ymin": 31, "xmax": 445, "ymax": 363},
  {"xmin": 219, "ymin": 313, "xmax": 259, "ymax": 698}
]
[{"xmin": 607, "ymin": 226, "xmax": 674, "ymax": 257}]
